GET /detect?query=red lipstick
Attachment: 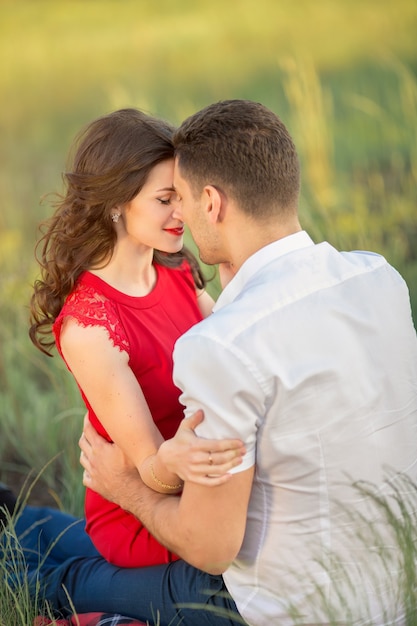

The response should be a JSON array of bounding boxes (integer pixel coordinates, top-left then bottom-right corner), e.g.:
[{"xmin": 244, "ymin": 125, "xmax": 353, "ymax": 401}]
[{"xmin": 164, "ymin": 227, "xmax": 184, "ymax": 236}]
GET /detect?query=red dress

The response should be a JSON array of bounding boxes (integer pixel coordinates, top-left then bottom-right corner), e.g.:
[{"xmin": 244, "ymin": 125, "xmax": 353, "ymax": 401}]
[{"xmin": 53, "ymin": 262, "xmax": 203, "ymax": 567}]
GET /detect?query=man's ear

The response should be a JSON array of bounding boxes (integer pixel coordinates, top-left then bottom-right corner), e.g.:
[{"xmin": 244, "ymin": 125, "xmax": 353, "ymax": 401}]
[{"xmin": 202, "ymin": 184, "xmax": 225, "ymax": 224}]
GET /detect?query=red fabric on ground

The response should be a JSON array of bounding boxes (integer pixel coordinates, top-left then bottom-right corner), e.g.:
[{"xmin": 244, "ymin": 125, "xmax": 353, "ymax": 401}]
[{"xmin": 34, "ymin": 613, "xmax": 147, "ymax": 626}]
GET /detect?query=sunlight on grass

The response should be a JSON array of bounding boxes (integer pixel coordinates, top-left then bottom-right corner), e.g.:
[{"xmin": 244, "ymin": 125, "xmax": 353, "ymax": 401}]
[
  {"xmin": 1, "ymin": 0, "xmax": 416, "ymax": 513},
  {"xmin": 0, "ymin": 2, "xmax": 416, "ymax": 620}
]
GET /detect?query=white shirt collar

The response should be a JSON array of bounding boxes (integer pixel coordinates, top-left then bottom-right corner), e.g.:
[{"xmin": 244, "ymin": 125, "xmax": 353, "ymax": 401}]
[{"xmin": 213, "ymin": 230, "xmax": 314, "ymax": 312}]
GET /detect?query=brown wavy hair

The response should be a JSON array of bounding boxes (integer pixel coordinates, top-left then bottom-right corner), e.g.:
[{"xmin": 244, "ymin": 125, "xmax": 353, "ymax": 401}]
[{"xmin": 30, "ymin": 108, "xmax": 205, "ymax": 356}]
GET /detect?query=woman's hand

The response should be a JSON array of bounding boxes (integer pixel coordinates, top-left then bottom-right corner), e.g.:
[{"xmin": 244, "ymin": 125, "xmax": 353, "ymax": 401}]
[
  {"xmin": 156, "ymin": 410, "xmax": 246, "ymax": 486},
  {"xmin": 218, "ymin": 262, "xmax": 237, "ymax": 290}
]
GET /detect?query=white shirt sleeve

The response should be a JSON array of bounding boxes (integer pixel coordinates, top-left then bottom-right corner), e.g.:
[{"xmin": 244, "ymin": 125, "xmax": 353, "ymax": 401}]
[{"xmin": 173, "ymin": 331, "xmax": 265, "ymax": 473}]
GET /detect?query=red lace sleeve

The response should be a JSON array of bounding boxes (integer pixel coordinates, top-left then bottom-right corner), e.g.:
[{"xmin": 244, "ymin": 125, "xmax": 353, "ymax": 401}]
[{"xmin": 53, "ymin": 283, "xmax": 130, "ymax": 357}]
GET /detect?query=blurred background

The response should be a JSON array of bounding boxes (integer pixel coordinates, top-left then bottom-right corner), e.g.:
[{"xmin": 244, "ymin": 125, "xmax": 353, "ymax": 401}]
[{"xmin": 1, "ymin": 0, "xmax": 416, "ymax": 514}]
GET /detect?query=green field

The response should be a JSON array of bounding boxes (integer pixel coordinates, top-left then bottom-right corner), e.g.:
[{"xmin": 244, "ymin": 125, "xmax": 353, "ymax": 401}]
[
  {"xmin": 0, "ymin": 1, "xmax": 417, "ymax": 623},
  {"xmin": 0, "ymin": 0, "xmax": 416, "ymax": 512}
]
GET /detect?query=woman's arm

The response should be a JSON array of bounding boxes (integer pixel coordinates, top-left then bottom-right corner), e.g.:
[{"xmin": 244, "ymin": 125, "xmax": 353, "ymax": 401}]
[
  {"xmin": 60, "ymin": 318, "xmax": 178, "ymax": 489},
  {"xmin": 196, "ymin": 289, "xmax": 215, "ymax": 318},
  {"xmin": 218, "ymin": 262, "xmax": 237, "ymax": 289},
  {"xmin": 61, "ymin": 318, "xmax": 243, "ymax": 494}
]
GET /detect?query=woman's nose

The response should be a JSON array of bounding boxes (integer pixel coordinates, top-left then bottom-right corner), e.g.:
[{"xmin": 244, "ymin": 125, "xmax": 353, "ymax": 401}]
[{"xmin": 171, "ymin": 198, "xmax": 183, "ymax": 221}]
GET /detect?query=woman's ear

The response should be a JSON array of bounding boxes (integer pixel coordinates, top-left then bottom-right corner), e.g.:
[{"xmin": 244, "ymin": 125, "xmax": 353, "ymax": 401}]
[{"xmin": 202, "ymin": 184, "xmax": 225, "ymax": 224}]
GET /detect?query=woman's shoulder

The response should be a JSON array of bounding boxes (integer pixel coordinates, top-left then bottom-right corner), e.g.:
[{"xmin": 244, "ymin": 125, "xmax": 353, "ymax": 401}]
[
  {"xmin": 61, "ymin": 273, "xmax": 113, "ymax": 315},
  {"xmin": 53, "ymin": 273, "xmax": 129, "ymax": 354},
  {"xmin": 157, "ymin": 259, "xmax": 195, "ymax": 288}
]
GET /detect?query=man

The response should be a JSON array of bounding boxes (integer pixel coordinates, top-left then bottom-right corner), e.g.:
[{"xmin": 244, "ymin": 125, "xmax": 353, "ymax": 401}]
[{"xmin": 5, "ymin": 100, "xmax": 417, "ymax": 625}]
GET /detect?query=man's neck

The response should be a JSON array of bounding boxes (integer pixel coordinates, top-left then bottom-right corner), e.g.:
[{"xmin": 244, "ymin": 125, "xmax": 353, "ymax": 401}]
[{"xmin": 226, "ymin": 216, "xmax": 302, "ymax": 272}]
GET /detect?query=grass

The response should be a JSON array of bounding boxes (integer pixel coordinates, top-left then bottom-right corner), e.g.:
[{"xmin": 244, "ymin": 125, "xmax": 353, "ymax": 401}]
[
  {"xmin": 1, "ymin": 473, "xmax": 416, "ymax": 624},
  {"xmin": 0, "ymin": 0, "xmax": 416, "ymax": 622},
  {"xmin": 288, "ymin": 473, "xmax": 417, "ymax": 625}
]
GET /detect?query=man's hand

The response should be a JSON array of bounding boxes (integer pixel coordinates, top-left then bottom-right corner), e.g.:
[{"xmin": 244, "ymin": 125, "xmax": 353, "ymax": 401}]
[
  {"xmin": 79, "ymin": 416, "xmax": 143, "ymax": 508},
  {"xmin": 79, "ymin": 415, "xmax": 253, "ymax": 573}
]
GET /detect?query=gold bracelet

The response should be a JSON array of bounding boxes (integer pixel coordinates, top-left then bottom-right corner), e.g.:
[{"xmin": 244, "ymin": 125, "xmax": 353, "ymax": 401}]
[{"xmin": 149, "ymin": 462, "xmax": 183, "ymax": 491}]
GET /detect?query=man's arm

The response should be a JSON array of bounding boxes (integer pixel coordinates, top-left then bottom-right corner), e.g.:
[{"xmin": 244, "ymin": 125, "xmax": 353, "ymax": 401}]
[
  {"xmin": 176, "ymin": 467, "xmax": 254, "ymax": 572},
  {"xmin": 80, "ymin": 331, "xmax": 262, "ymax": 573},
  {"xmin": 80, "ymin": 417, "xmax": 253, "ymax": 574}
]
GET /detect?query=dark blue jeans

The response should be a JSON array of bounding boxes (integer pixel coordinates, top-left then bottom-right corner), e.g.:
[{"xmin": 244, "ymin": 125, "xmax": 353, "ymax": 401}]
[{"xmin": 5, "ymin": 506, "xmax": 247, "ymax": 626}]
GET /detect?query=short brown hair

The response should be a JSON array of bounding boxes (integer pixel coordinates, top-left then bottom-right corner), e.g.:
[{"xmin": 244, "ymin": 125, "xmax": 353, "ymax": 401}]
[{"xmin": 173, "ymin": 100, "xmax": 300, "ymax": 219}]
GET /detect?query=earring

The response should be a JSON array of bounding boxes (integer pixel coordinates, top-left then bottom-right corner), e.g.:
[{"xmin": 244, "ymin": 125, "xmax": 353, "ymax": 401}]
[{"xmin": 111, "ymin": 212, "xmax": 120, "ymax": 223}]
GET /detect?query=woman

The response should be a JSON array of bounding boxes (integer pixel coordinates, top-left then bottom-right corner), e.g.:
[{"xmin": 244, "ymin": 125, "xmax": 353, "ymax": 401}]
[{"xmin": 29, "ymin": 109, "xmax": 243, "ymax": 568}]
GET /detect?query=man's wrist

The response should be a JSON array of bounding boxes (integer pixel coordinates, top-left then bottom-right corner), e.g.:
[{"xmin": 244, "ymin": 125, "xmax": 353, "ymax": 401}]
[{"xmin": 119, "ymin": 475, "xmax": 168, "ymax": 526}]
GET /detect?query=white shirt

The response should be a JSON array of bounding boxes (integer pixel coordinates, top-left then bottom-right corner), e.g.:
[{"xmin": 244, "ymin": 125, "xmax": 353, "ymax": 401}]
[{"xmin": 173, "ymin": 231, "xmax": 417, "ymax": 626}]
